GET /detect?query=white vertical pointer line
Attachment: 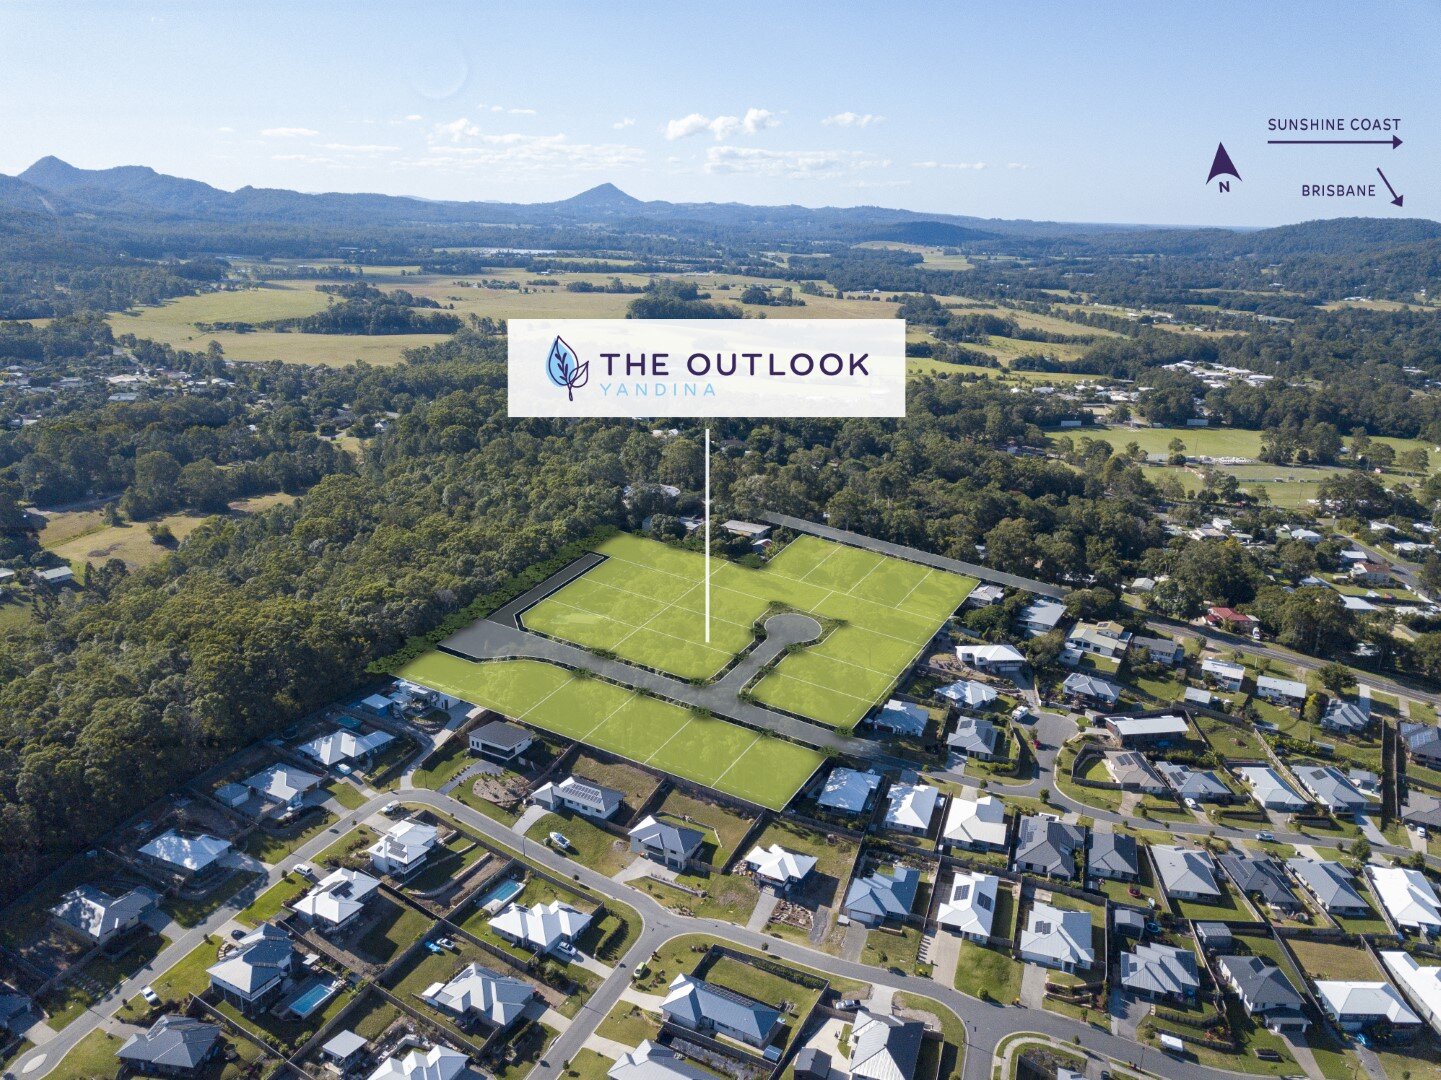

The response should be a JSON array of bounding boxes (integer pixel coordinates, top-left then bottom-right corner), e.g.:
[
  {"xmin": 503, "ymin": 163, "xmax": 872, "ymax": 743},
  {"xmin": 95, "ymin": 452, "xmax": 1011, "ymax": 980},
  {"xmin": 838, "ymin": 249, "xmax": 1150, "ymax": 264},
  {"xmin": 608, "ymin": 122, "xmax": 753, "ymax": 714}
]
[{"xmin": 704, "ymin": 426, "xmax": 711, "ymax": 643}]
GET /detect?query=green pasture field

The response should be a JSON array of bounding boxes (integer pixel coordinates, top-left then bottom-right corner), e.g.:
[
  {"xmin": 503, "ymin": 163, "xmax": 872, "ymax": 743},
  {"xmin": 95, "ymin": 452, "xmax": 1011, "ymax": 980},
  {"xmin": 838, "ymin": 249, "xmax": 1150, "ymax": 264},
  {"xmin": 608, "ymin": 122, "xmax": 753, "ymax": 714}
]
[
  {"xmin": 1084, "ymin": 425, "xmax": 1439, "ymax": 471},
  {"xmin": 522, "ymin": 532, "xmax": 976, "ymax": 728},
  {"xmin": 395, "ymin": 653, "xmax": 824, "ymax": 810}
]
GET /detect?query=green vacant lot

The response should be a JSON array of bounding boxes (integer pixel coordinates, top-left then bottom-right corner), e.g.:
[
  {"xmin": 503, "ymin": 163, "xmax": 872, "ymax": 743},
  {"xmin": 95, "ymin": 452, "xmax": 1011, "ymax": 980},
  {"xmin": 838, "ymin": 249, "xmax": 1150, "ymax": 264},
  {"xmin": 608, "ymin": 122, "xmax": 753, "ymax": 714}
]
[
  {"xmin": 524, "ymin": 532, "xmax": 975, "ymax": 728},
  {"xmin": 396, "ymin": 654, "xmax": 823, "ymax": 810}
]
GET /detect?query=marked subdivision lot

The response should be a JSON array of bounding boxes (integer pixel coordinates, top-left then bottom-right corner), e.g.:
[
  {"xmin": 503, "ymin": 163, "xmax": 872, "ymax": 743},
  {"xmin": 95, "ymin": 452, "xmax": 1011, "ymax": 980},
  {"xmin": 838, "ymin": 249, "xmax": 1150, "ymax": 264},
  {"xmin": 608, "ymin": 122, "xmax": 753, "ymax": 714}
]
[
  {"xmin": 398, "ymin": 652, "xmax": 823, "ymax": 810},
  {"xmin": 520, "ymin": 532, "xmax": 976, "ymax": 729}
]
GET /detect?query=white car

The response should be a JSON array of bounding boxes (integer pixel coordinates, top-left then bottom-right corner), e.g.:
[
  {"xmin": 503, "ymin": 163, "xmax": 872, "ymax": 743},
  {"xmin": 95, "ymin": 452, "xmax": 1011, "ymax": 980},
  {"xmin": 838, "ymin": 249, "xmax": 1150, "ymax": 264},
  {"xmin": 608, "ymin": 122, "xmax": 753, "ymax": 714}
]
[
  {"xmin": 294, "ymin": 863, "xmax": 316, "ymax": 880},
  {"xmin": 549, "ymin": 832, "xmax": 573, "ymax": 851},
  {"xmin": 1184, "ymin": 797, "xmax": 1200, "ymax": 810},
  {"xmin": 141, "ymin": 985, "xmax": 160, "ymax": 1006}
]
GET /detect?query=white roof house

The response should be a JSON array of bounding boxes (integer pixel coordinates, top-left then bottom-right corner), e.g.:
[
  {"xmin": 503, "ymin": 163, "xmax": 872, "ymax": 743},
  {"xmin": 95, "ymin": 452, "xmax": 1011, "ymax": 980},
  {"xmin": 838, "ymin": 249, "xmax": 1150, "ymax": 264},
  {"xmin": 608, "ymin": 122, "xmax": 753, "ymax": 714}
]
[
  {"xmin": 1150, "ymin": 846, "xmax": 1221, "ymax": 900},
  {"xmin": 872, "ymin": 699, "xmax": 929, "ymax": 736},
  {"xmin": 936, "ymin": 680, "xmax": 997, "ymax": 708},
  {"xmin": 942, "ymin": 793, "xmax": 1008, "ymax": 850},
  {"xmin": 293, "ymin": 868, "xmax": 380, "ymax": 927},
  {"xmin": 489, "ymin": 900, "xmax": 592, "ymax": 954},
  {"xmin": 1020, "ymin": 903, "xmax": 1094, "ymax": 972},
  {"xmin": 421, "ymin": 962, "xmax": 534, "ymax": 1028},
  {"xmin": 368, "ymin": 821, "xmax": 438, "ymax": 877},
  {"xmin": 608, "ymin": 1041, "xmax": 713, "ymax": 1080},
  {"xmin": 817, "ymin": 768, "xmax": 881, "ymax": 814},
  {"xmin": 937, "ymin": 872, "xmax": 1000, "ymax": 939},
  {"xmin": 1370, "ymin": 867, "xmax": 1441, "ymax": 935},
  {"xmin": 366, "ymin": 1045, "xmax": 469, "ymax": 1080},
  {"xmin": 1019, "ymin": 599, "xmax": 1066, "ymax": 635},
  {"xmin": 1201, "ymin": 658, "xmax": 1245, "ymax": 687},
  {"xmin": 243, "ymin": 763, "xmax": 322, "ymax": 808},
  {"xmin": 1256, "ymin": 676, "xmax": 1307, "ymax": 703},
  {"xmin": 955, "ymin": 643, "xmax": 1026, "ymax": 670},
  {"xmin": 299, "ymin": 728, "xmax": 395, "ymax": 767},
  {"xmin": 139, "ymin": 830, "xmax": 232, "ymax": 874},
  {"xmin": 1237, "ymin": 767, "xmax": 1308, "ymax": 811},
  {"xmin": 883, "ymin": 783, "xmax": 939, "ymax": 833},
  {"xmin": 1380, "ymin": 952, "xmax": 1441, "ymax": 1036},
  {"xmin": 743, "ymin": 845, "xmax": 817, "ymax": 888},
  {"xmin": 1315, "ymin": 981, "xmax": 1422, "ymax": 1031}
]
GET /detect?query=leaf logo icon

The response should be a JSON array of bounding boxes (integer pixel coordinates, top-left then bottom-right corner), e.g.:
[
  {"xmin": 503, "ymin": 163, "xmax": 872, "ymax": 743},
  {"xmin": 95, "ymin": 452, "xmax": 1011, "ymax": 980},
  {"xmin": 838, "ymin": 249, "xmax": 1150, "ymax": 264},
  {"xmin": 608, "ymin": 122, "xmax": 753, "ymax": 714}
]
[{"xmin": 545, "ymin": 335, "xmax": 588, "ymax": 401}]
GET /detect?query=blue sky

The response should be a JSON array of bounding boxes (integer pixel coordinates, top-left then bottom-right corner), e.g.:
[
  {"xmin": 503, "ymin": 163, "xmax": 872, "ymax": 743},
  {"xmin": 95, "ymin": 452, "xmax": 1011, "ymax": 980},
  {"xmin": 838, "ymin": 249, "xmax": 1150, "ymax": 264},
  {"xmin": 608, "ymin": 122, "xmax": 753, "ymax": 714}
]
[{"xmin": 1, "ymin": 1, "xmax": 1436, "ymax": 226}]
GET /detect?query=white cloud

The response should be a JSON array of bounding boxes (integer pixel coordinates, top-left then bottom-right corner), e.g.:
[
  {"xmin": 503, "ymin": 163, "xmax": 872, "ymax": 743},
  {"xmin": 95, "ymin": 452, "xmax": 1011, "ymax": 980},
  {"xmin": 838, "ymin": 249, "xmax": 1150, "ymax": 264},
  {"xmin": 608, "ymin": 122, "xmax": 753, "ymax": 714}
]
[
  {"xmin": 434, "ymin": 117, "xmax": 481, "ymax": 142},
  {"xmin": 1007, "ymin": 162, "xmax": 1032, "ymax": 170},
  {"xmin": 704, "ymin": 146, "xmax": 886, "ymax": 177},
  {"xmin": 665, "ymin": 107, "xmax": 777, "ymax": 141},
  {"xmin": 508, "ymin": 107, "xmax": 537, "ymax": 115},
  {"xmin": 613, "ymin": 117, "xmax": 637, "ymax": 129},
  {"xmin": 215, "ymin": 126, "xmax": 234, "ymax": 134},
  {"xmin": 321, "ymin": 143, "xmax": 400, "ymax": 154},
  {"xmin": 260, "ymin": 127, "xmax": 319, "ymax": 138},
  {"xmin": 411, "ymin": 130, "xmax": 644, "ymax": 174},
  {"xmin": 822, "ymin": 112, "xmax": 884, "ymax": 128},
  {"xmin": 478, "ymin": 103, "xmax": 537, "ymax": 115},
  {"xmin": 405, "ymin": 114, "xmax": 424, "ymax": 122},
  {"xmin": 913, "ymin": 160, "xmax": 988, "ymax": 170}
]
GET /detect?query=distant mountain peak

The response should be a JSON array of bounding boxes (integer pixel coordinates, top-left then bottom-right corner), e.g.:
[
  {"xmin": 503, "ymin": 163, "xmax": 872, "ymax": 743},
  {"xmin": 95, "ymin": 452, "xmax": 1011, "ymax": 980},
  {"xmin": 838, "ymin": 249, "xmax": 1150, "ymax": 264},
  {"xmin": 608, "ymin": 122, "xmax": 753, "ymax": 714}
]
[{"xmin": 560, "ymin": 182, "xmax": 643, "ymax": 207}]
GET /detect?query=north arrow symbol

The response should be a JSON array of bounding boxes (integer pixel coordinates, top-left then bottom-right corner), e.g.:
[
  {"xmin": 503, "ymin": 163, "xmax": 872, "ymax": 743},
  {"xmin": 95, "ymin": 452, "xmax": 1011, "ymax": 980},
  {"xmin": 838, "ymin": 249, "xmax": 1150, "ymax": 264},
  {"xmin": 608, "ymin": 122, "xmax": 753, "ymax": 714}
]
[
  {"xmin": 1376, "ymin": 167, "xmax": 1404, "ymax": 207},
  {"xmin": 1269, "ymin": 135, "xmax": 1402, "ymax": 148}
]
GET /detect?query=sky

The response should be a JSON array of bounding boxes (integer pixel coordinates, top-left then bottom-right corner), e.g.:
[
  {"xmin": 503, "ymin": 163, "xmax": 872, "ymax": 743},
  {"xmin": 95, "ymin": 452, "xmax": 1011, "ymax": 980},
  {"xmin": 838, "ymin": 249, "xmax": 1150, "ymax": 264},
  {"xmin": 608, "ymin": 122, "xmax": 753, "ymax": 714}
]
[{"xmin": 0, "ymin": 1, "xmax": 1437, "ymax": 227}]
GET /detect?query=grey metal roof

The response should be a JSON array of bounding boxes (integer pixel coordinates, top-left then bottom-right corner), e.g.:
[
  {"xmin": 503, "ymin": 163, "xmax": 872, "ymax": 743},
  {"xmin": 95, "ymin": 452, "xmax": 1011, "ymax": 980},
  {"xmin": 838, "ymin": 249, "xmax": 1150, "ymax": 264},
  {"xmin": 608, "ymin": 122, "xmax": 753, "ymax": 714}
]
[
  {"xmin": 844, "ymin": 865, "xmax": 920, "ymax": 921},
  {"xmin": 947, "ymin": 716, "xmax": 999, "ymax": 756},
  {"xmin": 1218, "ymin": 855, "xmax": 1299, "ymax": 909},
  {"xmin": 1149, "ymin": 846, "xmax": 1220, "ymax": 897},
  {"xmin": 661, "ymin": 974, "xmax": 780, "ymax": 1043},
  {"xmin": 1121, "ymin": 943, "xmax": 1199, "ymax": 997},
  {"xmin": 1014, "ymin": 816, "xmax": 1084, "ymax": 877},
  {"xmin": 117, "ymin": 1015, "xmax": 222, "ymax": 1069},
  {"xmin": 1286, "ymin": 858, "xmax": 1368, "ymax": 912},
  {"xmin": 1401, "ymin": 721, "xmax": 1441, "ymax": 762},
  {"xmin": 1156, "ymin": 762, "xmax": 1230, "ymax": 800},
  {"xmin": 629, "ymin": 816, "xmax": 705, "ymax": 859},
  {"xmin": 1293, "ymin": 765, "xmax": 1369, "ymax": 812},
  {"xmin": 1088, "ymin": 832, "xmax": 1139, "ymax": 878},
  {"xmin": 472, "ymin": 720, "xmax": 532, "ymax": 750},
  {"xmin": 1217, "ymin": 955, "xmax": 1304, "ymax": 1014},
  {"xmin": 850, "ymin": 1011, "xmax": 924, "ymax": 1080}
]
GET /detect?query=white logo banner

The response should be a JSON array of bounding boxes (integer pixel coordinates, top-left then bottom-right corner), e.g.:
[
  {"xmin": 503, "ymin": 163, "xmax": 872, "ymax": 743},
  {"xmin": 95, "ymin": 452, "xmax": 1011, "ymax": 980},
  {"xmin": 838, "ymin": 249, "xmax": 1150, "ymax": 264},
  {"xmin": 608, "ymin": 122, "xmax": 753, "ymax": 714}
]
[{"xmin": 507, "ymin": 318, "xmax": 906, "ymax": 418}]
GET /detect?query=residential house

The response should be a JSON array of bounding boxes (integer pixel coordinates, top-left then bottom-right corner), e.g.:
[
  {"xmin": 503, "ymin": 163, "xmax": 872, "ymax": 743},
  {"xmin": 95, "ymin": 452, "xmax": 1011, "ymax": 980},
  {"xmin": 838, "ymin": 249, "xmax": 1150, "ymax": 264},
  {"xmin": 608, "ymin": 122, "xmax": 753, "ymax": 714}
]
[
  {"xmin": 1370, "ymin": 867, "xmax": 1441, "ymax": 937},
  {"xmin": 420, "ymin": 963, "xmax": 535, "ymax": 1030},
  {"xmin": 1060, "ymin": 672, "xmax": 1120, "ymax": 709},
  {"xmin": 138, "ymin": 831, "xmax": 232, "ymax": 882},
  {"xmin": 1201, "ymin": 659, "xmax": 1246, "ymax": 691},
  {"xmin": 872, "ymin": 699, "xmax": 929, "ymax": 737},
  {"xmin": 743, "ymin": 845, "xmax": 817, "ymax": 893},
  {"xmin": 242, "ymin": 763, "xmax": 322, "ymax": 816},
  {"xmin": 1405, "ymin": 793, "xmax": 1441, "ymax": 834},
  {"xmin": 1088, "ymin": 832, "xmax": 1141, "ymax": 882},
  {"xmin": 321, "ymin": 1033, "xmax": 369, "ymax": 1073},
  {"xmin": 937, "ymin": 872, "xmax": 1000, "ymax": 941},
  {"xmin": 1315, "ymin": 981, "xmax": 1421, "ymax": 1033},
  {"xmin": 884, "ymin": 783, "xmax": 939, "ymax": 835},
  {"xmin": 1217, "ymin": 855, "xmax": 1300, "ymax": 914},
  {"xmin": 491, "ymin": 900, "xmax": 592, "ymax": 954},
  {"xmin": 1103, "ymin": 750, "xmax": 1166, "ymax": 794},
  {"xmin": 293, "ymin": 868, "xmax": 380, "ymax": 932},
  {"xmin": 935, "ymin": 680, "xmax": 996, "ymax": 709},
  {"xmin": 1350, "ymin": 561, "xmax": 1393, "ymax": 586},
  {"xmin": 843, "ymin": 864, "xmax": 920, "ymax": 927},
  {"xmin": 1182, "ymin": 686, "xmax": 1216, "ymax": 708},
  {"xmin": 368, "ymin": 820, "xmax": 439, "ymax": 881},
  {"xmin": 1150, "ymin": 846, "xmax": 1221, "ymax": 901},
  {"xmin": 609, "ymin": 1042, "xmax": 714, "ymax": 1080},
  {"xmin": 49, "ymin": 886, "xmax": 155, "ymax": 946},
  {"xmin": 1013, "ymin": 817, "xmax": 1085, "ymax": 880},
  {"xmin": 1065, "ymin": 621, "xmax": 1132, "ymax": 662},
  {"xmin": 468, "ymin": 720, "xmax": 534, "ymax": 763},
  {"xmin": 1018, "ymin": 599, "xmax": 1066, "ymax": 637},
  {"xmin": 298, "ymin": 728, "xmax": 395, "ymax": 769},
  {"xmin": 1113, "ymin": 908, "xmax": 1146, "ymax": 939},
  {"xmin": 1237, "ymin": 767, "xmax": 1308, "ymax": 811},
  {"xmin": 629, "ymin": 816, "xmax": 706, "ymax": 870},
  {"xmin": 966, "ymin": 584, "xmax": 1005, "ymax": 608},
  {"xmin": 817, "ymin": 768, "xmax": 882, "ymax": 815},
  {"xmin": 1194, "ymin": 922, "xmax": 1234, "ymax": 954},
  {"xmin": 1205, "ymin": 607, "xmax": 1259, "ymax": 634},
  {"xmin": 207, "ymin": 924, "xmax": 294, "ymax": 1013},
  {"xmin": 1103, "ymin": 714, "xmax": 1189, "ymax": 748},
  {"xmin": 947, "ymin": 716, "xmax": 1000, "ymax": 761},
  {"xmin": 1130, "ymin": 635, "xmax": 1184, "ymax": 666},
  {"xmin": 1285, "ymin": 858, "xmax": 1371, "ymax": 917},
  {"xmin": 1380, "ymin": 952, "xmax": 1441, "ymax": 1039},
  {"xmin": 954, "ymin": 643, "xmax": 1026, "ymax": 674},
  {"xmin": 116, "ymin": 1016, "xmax": 223, "ymax": 1078},
  {"xmin": 1322, "ymin": 699, "xmax": 1371, "ymax": 737},
  {"xmin": 1019, "ymin": 903, "xmax": 1094, "ymax": 973},
  {"xmin": 1255, "ymin": 676, "xmax": 1307, "ymax": 708},
  {"xmin": 661, "ymin": 974, "xmax": 782, "ymax": 1048},
  {"xmin": 1401, "ymin": 722, "xmax": 1441, "ymax": 768},
  {"xmin": 357, "ymin": 693, "xmax": 398, "ymax": 718},
  {"xmin": 1156, "ymin": 762, "xmax": 1232, "ymax": 803},
  {"xmin": 366, "ymin": 1045, "xmax": 469, "ymax": 1080},
  {"xmin": 722, "ymin": 520, "xmax": 771, "ymax": 541},
  {"xmin": 1216, "ymin": 955, "xmax": 1309, "ymax": 1034},
  {"xmin": 531, "ymin": 776, "xmax": 624, "ymax": 821},
  {"xmin": 1293, "ymin": 766, "xmax": 1371, "ymax": 815},
  {"xmin": 849, "ymin": 1012, "xmax": 924, "ymax": 1080},
  {"xmin": 34, "ymin": 566, "xmax": 75, "ymax": 588},
  {"xmin": 942, "ymin": 793, "xmax": 1009, "ymax": 852},
  {"xmin": 1121, "ymin": 944, "xmax": 1199, "ymax": 1001}
]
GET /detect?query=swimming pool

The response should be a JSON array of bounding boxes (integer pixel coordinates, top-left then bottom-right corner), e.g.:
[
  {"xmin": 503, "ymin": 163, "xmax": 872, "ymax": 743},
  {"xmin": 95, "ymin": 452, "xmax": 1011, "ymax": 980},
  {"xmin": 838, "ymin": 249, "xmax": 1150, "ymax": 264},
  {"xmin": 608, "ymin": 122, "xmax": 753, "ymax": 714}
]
[
  {"xmin": 287, "ymin": 978, "xmax": 341, "ymax": 1019},
  {"xmin": 481, "ymin": 878, "xmax": 524, "ymax": 913}
]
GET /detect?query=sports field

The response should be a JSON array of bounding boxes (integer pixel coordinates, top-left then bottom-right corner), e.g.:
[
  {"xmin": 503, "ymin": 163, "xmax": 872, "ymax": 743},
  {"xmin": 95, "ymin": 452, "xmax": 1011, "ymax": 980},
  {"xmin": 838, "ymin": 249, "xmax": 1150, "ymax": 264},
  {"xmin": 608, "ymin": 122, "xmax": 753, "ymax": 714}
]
[
  {"xmin": 522, "ymin": 532, "xmax": 976, "ymax": 729},
  {"xmin": 396, "ymin": 653, "xmax": 824, "ymax": 810}
]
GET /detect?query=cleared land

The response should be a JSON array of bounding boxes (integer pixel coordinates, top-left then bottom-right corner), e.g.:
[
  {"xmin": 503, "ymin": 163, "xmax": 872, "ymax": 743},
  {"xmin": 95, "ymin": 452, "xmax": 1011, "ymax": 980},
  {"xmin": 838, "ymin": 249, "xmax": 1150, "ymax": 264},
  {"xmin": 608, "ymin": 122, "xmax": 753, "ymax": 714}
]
[
  {"xmin": 396, "ymin": 654, "xmax": 824, "ymax": 810},
  {"xmin": 523, "ymin": 533, "xmax": 975, "ymax": 729}
]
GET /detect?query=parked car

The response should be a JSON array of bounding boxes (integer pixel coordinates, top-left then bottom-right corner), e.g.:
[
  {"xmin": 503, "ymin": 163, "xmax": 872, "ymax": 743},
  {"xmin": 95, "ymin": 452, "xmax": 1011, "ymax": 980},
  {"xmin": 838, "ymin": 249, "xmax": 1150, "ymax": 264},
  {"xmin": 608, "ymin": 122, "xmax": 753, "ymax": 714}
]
[
  {"xmin": 1184, "ymin": 797, "xmax": 1200, "ymax": 810},
  {"xmin": 141, "ymin": 986, "xmax": 160, "ymax": 1006},
  {"xmin": 549, "ymin": 832, "xmax": 573, "ymax": 851},
  {"xmin": 294, "ymin": 863, "xmax": 316, "ymax": 880},
  {"xmin": 383, "ymin": 801, "xmax": 401, "ymax": 815},
  {"xmin": 1128, "ymin": 886, "xmax": 1142, "ymax": 899},
  {"xmin": 1256, "ymin": 831, "xmax": 1275, "ymax": 842}
]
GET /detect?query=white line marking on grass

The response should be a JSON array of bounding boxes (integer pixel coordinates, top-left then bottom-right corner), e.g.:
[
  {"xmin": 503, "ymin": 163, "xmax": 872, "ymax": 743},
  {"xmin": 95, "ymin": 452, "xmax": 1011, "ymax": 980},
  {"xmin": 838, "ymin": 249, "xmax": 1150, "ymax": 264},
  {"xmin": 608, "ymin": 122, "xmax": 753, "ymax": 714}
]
[
  {"xmin": 578, "ymin": 689, "xmax": 640, "ymax": 740},
  {"xmin": 893, "ymin": 567, "xmax": 935, "ymax": 610},
  {"xmin": 642, "ymin": 715, "xmax": 696, "ymax": 765},
  {"xmin": 797, "ymin": 545, "xmax": 843, "ymax": 583},
  {"xmin": 843, "ymin": 555, "xmax": 888, "ymax": 596},
  {"xmin": 755, "ymin": 668, "xmax": 882, "ymax": 707},
  {"xmin": 515, "ymin": 675, "xmax": 589, "ymax": 731},
  {"xmin": 708, "ymin": 732, "xmax": 765, "ymax": 791}
]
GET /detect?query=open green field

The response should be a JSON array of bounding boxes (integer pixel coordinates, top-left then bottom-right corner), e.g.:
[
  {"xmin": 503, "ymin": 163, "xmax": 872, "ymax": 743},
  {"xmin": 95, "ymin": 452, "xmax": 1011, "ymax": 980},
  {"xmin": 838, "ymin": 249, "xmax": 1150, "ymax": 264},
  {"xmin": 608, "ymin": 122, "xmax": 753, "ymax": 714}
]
[
  {"xmin": 1086, "ymin": 425, "xmax": 1439, "ymax": 472},
  {"xmin": 523, "ymin": 533, "xmax": 974, "ymax": 728},
  {"xmin": 396, "ymin": 654, "xmax": 824, "ymax": 810}
]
